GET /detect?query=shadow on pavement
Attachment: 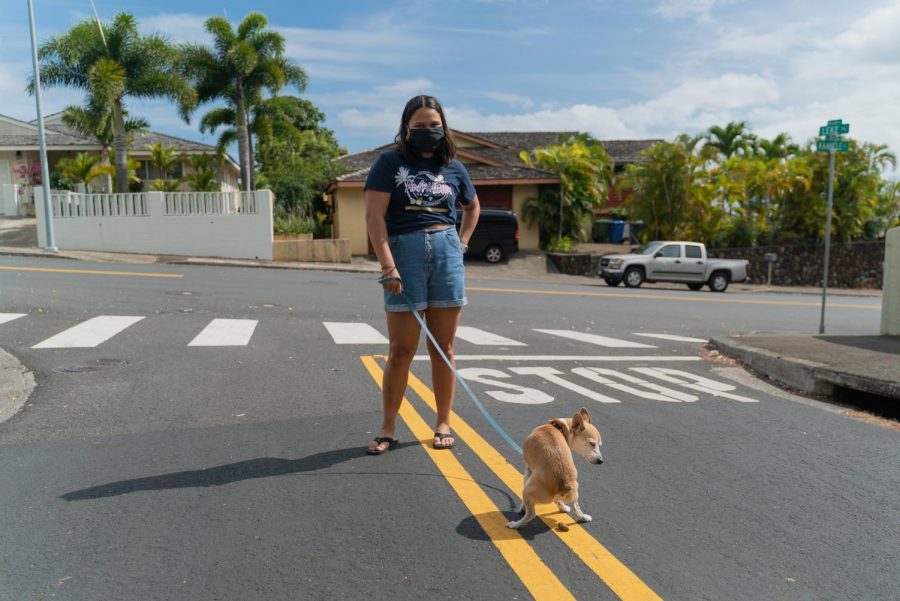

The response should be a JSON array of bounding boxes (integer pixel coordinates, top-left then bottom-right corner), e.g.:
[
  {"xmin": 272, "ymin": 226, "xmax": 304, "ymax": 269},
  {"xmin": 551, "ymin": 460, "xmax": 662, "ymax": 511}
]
[{"xmin": 60, "ymin": 442, "xmax": 516, "ymax": 502}]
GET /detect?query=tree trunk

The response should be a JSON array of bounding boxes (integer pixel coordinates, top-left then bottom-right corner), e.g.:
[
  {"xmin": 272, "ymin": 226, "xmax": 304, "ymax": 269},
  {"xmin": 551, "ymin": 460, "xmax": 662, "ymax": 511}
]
[
  {"xmin": 113, "ymin": 101, "xmax": 128, "ymax": 194},
  {"xmin": 248, "ymin": 128, "xmax": 256, "ymax": 191},
  {"xmin": 235, "ymin": 88, "xmax": 251, "ymax": 192},
  {"xmin": 101, "ymin": 147, "xmax": 113, "ymax": 193}
]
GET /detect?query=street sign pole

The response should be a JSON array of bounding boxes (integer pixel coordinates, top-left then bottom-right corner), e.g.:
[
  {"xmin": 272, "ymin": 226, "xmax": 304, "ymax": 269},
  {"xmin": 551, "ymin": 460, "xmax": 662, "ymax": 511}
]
[
  {"xmin": 27, "ymin": 0, "xmax": 58, "ymax": 252},
  {"xmin": 819, "ymin": 149, "xmax": 835, "ymax": 335}
]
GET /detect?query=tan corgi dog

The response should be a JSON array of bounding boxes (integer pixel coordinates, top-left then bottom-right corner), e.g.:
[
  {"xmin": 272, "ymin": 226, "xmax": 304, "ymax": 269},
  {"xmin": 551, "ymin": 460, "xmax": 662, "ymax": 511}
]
[{"xmin": 506, "ymin": 407, "xmax": 603, "ymax": 529}]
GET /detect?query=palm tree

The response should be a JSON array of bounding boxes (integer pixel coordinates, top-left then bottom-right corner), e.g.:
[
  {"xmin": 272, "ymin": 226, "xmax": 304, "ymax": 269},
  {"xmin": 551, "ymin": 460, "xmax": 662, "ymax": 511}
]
[
  {"xmin": 61, "ymin": 104, "xmax": 148, "ymax": 191},
  {"xmin": 756, "ymin": 133, "xmax": 801, "ymax": 160},
  {"xmin": 34, "ymin": 13, "xmax": 195, "ymax": 193},
  {"xmin": 147, "ymin": 143, "xmax": 182, "ymax": 191},
  {"xmin": 183, "ymin": 154, "xmax": 221, "ymax": 192},
  {"xmin": 181, "ymin": 12, "xmax": 308, "ymax": 191},
  {"xmin": 705, "ymin": 121, "xmax": 756, "ymax": 159},
  {"xmin": 55, "ymin": 153, "xmax": 112, "ymax": 191},
  {"xmin": 861, "ymin": 142, "xmax": 897, "ymax": 173}
]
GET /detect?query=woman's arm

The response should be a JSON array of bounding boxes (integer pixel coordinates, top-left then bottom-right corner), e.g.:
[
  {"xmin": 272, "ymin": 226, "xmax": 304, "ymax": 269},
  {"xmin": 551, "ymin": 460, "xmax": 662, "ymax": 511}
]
[
  {"xmin": 458, "ymin": 195, "xmax": 480, "ymax": 247},
  {"xmin": 365, "ymin": 189, "xmax": 402, "ymax": 294}
]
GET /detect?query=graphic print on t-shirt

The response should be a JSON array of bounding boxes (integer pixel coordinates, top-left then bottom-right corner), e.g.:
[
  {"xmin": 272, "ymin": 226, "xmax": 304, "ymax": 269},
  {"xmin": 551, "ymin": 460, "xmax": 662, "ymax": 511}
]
[{"xmin": 394, "ymin": 166, "xmax": 453, "ymax": 213}]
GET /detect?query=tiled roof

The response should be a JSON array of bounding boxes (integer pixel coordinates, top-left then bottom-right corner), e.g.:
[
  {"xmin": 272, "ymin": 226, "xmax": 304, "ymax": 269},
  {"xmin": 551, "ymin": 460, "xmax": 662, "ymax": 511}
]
[
  {"xmin": 0, "ymin": 132, "xmax": 95, "ymax": 147},
  {"xmin": 23, "ymin": 113, "xmax": 223, "ymax": 153},
  {"xmin": 335, "ymin": 131, "xmax": 663, "ymax": 184}
]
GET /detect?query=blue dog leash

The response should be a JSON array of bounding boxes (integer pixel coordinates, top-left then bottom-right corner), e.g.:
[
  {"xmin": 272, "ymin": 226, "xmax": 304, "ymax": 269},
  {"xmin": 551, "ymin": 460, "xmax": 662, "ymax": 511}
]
[{"xmin": 379, "ymin": 274, "xmax": 523, "ymax": 454}]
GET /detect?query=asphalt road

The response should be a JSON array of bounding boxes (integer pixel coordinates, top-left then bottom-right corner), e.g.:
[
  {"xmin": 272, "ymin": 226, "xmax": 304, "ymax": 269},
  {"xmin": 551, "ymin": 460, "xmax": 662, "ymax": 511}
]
[{"xmin": 0, "ymin": 256, "xmax": 896, "ymax": 601}]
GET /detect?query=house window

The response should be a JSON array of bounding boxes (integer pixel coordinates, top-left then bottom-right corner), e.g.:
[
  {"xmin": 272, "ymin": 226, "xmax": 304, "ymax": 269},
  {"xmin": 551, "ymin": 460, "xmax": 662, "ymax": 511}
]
[{"xmin": 474, "ymin": 185, "xmax": 512, "ymax": 209}]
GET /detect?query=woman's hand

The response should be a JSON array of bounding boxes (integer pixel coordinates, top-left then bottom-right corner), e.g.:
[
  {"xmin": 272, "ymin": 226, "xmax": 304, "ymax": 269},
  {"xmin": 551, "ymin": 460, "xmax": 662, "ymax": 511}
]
[{"xmin": 381, "ymin": 267, "xmax": 403, "ymax": 296}]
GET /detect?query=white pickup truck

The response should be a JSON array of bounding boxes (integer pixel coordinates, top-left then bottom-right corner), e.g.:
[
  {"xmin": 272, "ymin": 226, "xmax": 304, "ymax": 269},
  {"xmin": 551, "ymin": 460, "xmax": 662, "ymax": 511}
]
[{"xmin": 598, "ymin": 241, "xmax": 750, "ymax": 292}]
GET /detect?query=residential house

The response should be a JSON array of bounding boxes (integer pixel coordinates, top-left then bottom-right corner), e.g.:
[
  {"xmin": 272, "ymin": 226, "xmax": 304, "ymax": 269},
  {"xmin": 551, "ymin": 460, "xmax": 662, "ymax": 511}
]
[
  {"xmin": 0, "ymin": 112, "xmax": 240, "ymax": 215},
  {"xmin": 327, "ymin": 130, "xmax": 660, "ymax": 255}
]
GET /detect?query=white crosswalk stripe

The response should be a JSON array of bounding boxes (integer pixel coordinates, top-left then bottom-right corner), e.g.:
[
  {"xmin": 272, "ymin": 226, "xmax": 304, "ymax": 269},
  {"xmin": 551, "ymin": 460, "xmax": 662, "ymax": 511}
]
[
  {"xmin": 534, "ymin": 329, "xmax": 656, "ymax": 348},
  {"xmin": 0, "ymin": 313, "xmax": 27, "ymax": 326},
  {"xmin": 188, "ymin": 319, "xmax": 258, "ymax": 347},
  {"xmin": 32, "ymin": 316, "xmax": 145, "ymax": 349},
  {"xmin": 633, "ymin": 333, "xmax": 708, "ymax": 343},
  {"xmin": 454, "ymin": 326, "xmax": 526, "ymax": 346},
  {"xmin": 323, "ymin": 322, "xmax": 389, "ymax": 344}
]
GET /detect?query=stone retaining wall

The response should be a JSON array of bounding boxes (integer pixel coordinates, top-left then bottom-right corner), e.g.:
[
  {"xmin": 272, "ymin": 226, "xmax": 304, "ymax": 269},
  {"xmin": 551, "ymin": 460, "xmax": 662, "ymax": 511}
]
[
  {"xmin": 710, "ymin": 241, "xmax": 884, "ymax": 289},
  {"xmin": 546, "ymin": 240, "xmax": 886, "ymax": 289}
]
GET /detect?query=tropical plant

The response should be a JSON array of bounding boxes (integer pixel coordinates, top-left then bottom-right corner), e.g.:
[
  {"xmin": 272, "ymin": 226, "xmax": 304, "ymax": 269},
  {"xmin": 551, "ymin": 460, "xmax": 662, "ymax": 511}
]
[
  {"xmin": 34, "ymin": 13, "xmax": 195, "ymax": 192},
  {"xmin": 181, "ymin": 12, "xmax": 308, "ymax": 191},
  {"xmin": 704, "ymin": 121, "xmax": 756, "ymax": 159},
  {"xmin": 273, "ymin": 213, "xmax": 316, "ymax": 236},
  {"xmin": 147, "ymin": 143, "xmax": 182, "ymax": 191},
  {"xmin": 756, "ymin": 133, "xmax": 800, "ymax": 160},
  {"xmin": 622, "ymin": 140, "xmax": 720, "ymax": 242},
  {"xmin": 182, "ymin": 153, "xmax": 221, "ymax": 192},
  {"xmin": 520, "ymin": 137, "xmax": 613, "ymax": 245},
  {"xmin": 253, "ymin": 97, "xmax": 346, "ymax": 218},
  {"xmin": 55, "ymin": 153, "xmax": 112, "ymax": 189},
  {"xmin": 61, "ymin": 104, "xmax": 148, "ymax": 191}
]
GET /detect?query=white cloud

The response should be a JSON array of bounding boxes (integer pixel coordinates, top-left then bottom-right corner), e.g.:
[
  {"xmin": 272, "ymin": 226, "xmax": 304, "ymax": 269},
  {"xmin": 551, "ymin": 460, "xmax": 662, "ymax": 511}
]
[
  {"xmin": 832, "ymin": 0, "xmax": 900, "ymax": 61},
  {"xmin": 485, "ymin": 92, "xmax": 535, "ymax": 109},
  {"xmin": 651, "ymin": 0, "xmax": 727, "ymax": 19},
  {"xmin": 334, "ymin": 72, "xmax": 777, "ymax": 142}
]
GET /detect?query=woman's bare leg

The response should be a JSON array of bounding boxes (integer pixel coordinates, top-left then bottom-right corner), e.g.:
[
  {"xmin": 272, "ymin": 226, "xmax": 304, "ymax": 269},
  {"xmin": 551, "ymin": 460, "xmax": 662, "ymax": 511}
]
[
  {"xmin": 424, "ymin": 306, "xmax": 462, "ymax": 447},
  {"xmin": 368, "ymin": 310, "xmax": 422, "ymax": 453}
]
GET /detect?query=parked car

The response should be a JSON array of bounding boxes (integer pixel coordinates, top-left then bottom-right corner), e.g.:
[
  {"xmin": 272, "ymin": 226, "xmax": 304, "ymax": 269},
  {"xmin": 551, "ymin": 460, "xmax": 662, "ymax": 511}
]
[
  {"xmin": 598, "ymin": 241, "xmax": 749, "ymax": 292},
  {"xmin": 457, "ymin": 207, "xmax": 519, "ymax": 263}
]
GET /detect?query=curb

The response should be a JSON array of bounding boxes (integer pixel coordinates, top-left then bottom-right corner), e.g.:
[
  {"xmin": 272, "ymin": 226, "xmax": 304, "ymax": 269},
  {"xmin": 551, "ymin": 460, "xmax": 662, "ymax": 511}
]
[
  {"xmin": 0, "ymin": 348, "xmax": 35, "ymax": 425},
  {"xmin": 709, "ymin": 337, "xmax": 900, "ymax": 399},
  {"xmin": 166, "ymin": 259, "xmax": 378, "ymax": 275},
  {"xmin": 708, "ymin": 336, "xmax": 833, "ymax": 396}
]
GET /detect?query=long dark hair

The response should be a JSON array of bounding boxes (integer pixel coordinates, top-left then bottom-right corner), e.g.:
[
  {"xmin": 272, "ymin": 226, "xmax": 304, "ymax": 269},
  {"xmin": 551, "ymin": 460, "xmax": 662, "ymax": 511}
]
[{"xmin": 395, "ymin": 95, "xmax": 457, "ymax": 166}]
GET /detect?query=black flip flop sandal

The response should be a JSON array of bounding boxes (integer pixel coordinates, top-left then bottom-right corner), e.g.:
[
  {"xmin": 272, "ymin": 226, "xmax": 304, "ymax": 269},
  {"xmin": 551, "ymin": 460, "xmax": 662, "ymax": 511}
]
[
  {"xmin": 433, "ymin": 432, "xmax": 456, "ymax": 450},
  {"xmin": 366, "ymin": 436, "xmax": 399, "ymax": 455}
]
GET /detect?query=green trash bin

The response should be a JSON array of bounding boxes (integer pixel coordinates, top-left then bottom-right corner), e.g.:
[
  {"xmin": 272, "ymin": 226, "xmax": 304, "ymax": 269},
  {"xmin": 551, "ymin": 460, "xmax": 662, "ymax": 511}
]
[{"xmin": 593, "ymin": 219, "xmax": 612, "ymax": 243}]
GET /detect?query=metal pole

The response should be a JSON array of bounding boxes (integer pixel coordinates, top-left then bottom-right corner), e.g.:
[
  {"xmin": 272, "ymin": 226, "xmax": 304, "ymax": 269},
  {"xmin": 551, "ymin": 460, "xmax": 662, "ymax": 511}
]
[
  {"xmin": 27, "ymin": 0, "xmax": 57, "ymax": 252},
  {"xmin": 819, "ymin": 149, "xmax": 835, "ymax": 334}
]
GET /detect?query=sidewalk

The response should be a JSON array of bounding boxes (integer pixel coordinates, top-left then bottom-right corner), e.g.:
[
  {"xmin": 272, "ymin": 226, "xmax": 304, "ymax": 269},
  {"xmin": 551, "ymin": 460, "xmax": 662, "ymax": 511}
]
[{"xmin": 709, "ymin": 333, "xmax": 900, "ymax": 401}]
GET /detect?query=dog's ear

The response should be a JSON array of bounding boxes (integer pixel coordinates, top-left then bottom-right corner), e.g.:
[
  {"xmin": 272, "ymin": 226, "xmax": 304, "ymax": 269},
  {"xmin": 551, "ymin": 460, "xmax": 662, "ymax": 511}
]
[
  {"xmin": 549, "ymin": 418, "xmax": 570, "ymax": 438},
  {"xmin": 579, "ymin": 407, "xmax": 592, "ymax": 424},
  {"xmin": 571, "ymin": 412, "xmax": 584, "ymax": 432}
]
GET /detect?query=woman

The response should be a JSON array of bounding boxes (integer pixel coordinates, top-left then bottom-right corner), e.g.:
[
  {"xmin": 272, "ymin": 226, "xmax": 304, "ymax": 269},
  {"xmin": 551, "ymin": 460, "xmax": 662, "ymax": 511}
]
[{"xmin": 364, "ymin": 95, "xmax": 480, "ymax": 455}]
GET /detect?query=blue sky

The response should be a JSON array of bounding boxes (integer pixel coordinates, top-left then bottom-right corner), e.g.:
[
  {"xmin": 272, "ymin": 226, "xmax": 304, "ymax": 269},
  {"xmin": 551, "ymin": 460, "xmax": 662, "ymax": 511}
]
[{"xmin": 3, "ymin": 0, "xmax": 900, "ymax": 165}]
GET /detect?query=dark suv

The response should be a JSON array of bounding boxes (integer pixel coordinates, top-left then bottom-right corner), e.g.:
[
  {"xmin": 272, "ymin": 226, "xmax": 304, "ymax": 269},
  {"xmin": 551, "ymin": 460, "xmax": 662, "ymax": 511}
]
[{"xmin": 457, "ymin": 207, "xmax": 519, "ymax": 263}]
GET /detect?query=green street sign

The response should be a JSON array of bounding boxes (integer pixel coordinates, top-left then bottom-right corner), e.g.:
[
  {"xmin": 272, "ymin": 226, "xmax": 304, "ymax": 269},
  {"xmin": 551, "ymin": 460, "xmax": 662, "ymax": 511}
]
[
  {"xmin": 819, "ymin": 124, "xmax": 850, "ymax": 136},
  {"xmin": 817, "ymin": 140, "xmax": 849, "ymax": 152},
  {"xmin": 827, "ymin": 119, "xmax": 843, "ymax": 126}
]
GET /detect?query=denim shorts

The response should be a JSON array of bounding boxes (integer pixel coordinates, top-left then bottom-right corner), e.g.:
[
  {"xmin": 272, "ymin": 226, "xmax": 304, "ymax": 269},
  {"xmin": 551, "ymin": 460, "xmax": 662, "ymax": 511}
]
[{"xmin": 385, "ymin": 226, "xmax": 467, "ymax": 312}]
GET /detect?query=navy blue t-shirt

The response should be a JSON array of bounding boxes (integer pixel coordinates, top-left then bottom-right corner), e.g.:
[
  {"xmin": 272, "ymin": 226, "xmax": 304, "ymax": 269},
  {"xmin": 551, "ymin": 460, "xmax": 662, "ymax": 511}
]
[{"xmin": 365, "ymin": 150, "xmax": 476, "ymax": 235}]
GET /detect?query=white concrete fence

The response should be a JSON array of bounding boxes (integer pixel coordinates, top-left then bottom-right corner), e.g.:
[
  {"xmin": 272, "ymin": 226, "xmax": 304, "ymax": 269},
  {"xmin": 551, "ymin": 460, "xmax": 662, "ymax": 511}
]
[
  {"xmin": 35, "ymin": 189, "xmax": 274, "ymax": 260},
  {"xmin": 1, "ymin": 184, "xmax": 22, "ymax": 216}
]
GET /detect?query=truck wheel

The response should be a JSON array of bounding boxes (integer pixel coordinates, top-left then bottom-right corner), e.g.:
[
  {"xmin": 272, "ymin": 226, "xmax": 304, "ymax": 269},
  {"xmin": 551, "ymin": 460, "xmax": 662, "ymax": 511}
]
[
  {"xmin": 483, "ymin": 244, "xmax": 504, "ymax": 263},
  {"xmin": 623, "ymin": 267, "xmax": 644, "ymax": 288},
  {"xmin": 604, "ymin": 278, "xmax": 621, "ymax": 287},
  {"xmin": 708, "ymin": 271, "xmax": 730, "ymax": 292},
  {"xmin": 687, "ymin": 283, "xmax": 703, "ymax": 291}
]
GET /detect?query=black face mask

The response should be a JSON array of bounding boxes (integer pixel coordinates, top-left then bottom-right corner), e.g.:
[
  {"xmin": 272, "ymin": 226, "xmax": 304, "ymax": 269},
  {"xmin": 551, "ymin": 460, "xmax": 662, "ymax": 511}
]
[{"xmin": 408, "ymin": 126, "xmax": 445, "ymax": 152}]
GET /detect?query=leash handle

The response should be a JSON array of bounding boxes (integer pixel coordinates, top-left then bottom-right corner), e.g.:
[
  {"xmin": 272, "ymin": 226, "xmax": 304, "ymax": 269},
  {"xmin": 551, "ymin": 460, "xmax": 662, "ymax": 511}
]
[{"xmin": 399, "ymin": 292, "xmax": 523, "ymax": 455}]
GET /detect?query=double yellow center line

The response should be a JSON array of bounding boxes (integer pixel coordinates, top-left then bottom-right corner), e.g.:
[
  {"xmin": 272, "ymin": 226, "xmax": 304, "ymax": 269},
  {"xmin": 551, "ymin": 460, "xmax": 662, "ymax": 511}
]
[
  {"xmin": 0, "ymin": 265, "xmax": 184, "ymax": 278},
  {"xmin": 361, "ymin": 355, "xmax": 662, "ymax": 601}
]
